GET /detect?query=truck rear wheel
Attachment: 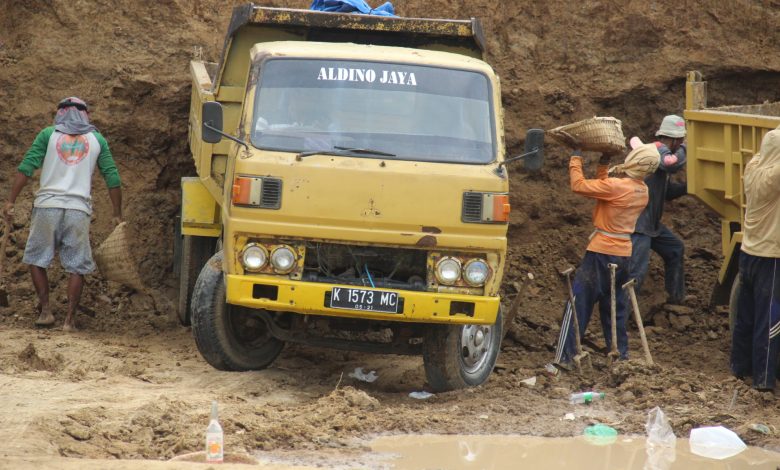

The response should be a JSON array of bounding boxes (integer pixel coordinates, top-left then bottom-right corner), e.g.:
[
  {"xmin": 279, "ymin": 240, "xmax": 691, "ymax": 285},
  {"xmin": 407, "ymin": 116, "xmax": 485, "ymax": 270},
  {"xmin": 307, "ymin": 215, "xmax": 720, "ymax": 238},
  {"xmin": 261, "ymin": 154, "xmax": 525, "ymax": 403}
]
[
  {"xmin": 177, "ymin": 234, "xmax": 216, "ymax": 326},
  {"xmin": 191, "ymin": 251, "xmax": 284, "ymax": 371},
  {"xmin": 422, "ymin": 307, "xmax": 502, "ymax": 392}
]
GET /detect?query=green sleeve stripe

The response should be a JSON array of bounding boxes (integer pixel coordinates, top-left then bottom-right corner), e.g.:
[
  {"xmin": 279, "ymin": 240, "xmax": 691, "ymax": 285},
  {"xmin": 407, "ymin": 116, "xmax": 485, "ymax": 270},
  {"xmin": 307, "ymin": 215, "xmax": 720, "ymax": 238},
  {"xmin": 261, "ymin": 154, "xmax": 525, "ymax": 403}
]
[
  {"xmin": 94, "ymin": 132, "xmax": 121, "ymax": 188},
  {"xmin": 18, "ymin": 127, "xmax": 55, "ymax": 176}
]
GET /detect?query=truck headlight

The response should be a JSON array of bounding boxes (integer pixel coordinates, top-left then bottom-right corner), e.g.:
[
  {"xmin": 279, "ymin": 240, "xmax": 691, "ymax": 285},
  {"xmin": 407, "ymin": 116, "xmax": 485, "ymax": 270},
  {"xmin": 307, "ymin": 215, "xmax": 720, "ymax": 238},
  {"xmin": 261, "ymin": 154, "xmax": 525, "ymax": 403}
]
[
  {"xmin": 463, "ymin": 259, "xmax": 489, "ymax": 286},
  {"xmin": 435, "ymin": 257, "xmax": 461, "ymax": 285},
  {"xmin": 242, "ymin": 244, "xmax": 267, "ymax": 271},
  {"xmin": 270, "ymin": 246, "xmax": 296, "ymax": 273}
]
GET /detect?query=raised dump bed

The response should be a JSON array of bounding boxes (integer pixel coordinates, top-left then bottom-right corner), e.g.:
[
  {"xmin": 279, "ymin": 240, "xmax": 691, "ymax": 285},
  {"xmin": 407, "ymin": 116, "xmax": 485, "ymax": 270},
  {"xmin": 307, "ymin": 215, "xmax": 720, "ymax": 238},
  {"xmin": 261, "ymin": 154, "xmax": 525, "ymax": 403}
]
[{"xmin": 684, "ymin": 70, "xmax": 780, "ymax": 304}]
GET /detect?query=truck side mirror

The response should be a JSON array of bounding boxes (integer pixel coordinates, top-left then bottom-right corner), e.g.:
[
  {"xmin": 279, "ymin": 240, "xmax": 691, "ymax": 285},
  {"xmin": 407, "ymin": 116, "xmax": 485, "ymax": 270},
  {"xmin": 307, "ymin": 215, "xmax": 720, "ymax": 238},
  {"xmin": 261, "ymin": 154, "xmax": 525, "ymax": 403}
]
[
  {"xmin": 496, "ymin": 128, "xmax": 545, "ymax": 176},
  {"xmin": 202, "ymin": 101, "xmax": 224, "ymax": 144},
  {"xmin": 522, "ymin": 128, "xmax": 545, "ymax": 171}
]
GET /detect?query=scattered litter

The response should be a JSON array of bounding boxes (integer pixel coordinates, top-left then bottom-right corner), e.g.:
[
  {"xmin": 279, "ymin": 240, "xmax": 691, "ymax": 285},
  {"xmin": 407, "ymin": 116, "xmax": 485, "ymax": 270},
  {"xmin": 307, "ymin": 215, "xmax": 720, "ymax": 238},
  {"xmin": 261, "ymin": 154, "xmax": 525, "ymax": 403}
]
[
  {"xmin": 728, "ymin": 388, "xmax": 739, "ymax": 410},
  {"xmin": 584, "ymin": 424, "xmax": 618, "ymax": 445},
  {"xmin": 527, "ymin": 272, "xmax": 535, "ymax": 280},
  {"xmin": 644, "ymin": 408, "xmax": 677, "ymax": 470},
  {"xmin": 520, "ymin": 376, "xmax": 537, "ymax": 387},
  {"xmin": 563, "ymin": 413, "xmax": 575, "ymax": 421},
  {"xmin": 348, "ymin": 367, "xmax": 378, "ymax": 383},
  {"xmin": 570, "ymin": 391, "xmax": 605, "ymax": 404},
  {"xmin": 689, "ymin": 426, "xmax": 747, "ymax": 460},
  {"xmin": 646, "ymin": 407, "xmax": 676, "ymax": 448},
  {"xmin": 748, "ymin": 423, "xmax": 772, "ymax": 435},
  {"xmin": 478, "ymin": 414, "xmax": 489, "ymax": 420},
  {"xmin": 408, "ymin": 391, "xmax": 434, "ymax": 400}
]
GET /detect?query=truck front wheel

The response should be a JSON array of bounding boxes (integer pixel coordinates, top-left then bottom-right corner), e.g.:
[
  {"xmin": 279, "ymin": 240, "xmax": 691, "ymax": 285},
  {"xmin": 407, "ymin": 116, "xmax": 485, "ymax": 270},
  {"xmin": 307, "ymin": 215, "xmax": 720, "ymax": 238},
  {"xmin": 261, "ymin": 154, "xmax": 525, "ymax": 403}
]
[
  {"xmin": 191, "ymin": 251, "xmax": 284, "ymax": 371},
  {"xmin": 177, "ymin": 234, "xmax": 216, "ymax": 326},
  {"xmin": 423, "ymin": 307, "xmax": 503, "ymax": 392}
]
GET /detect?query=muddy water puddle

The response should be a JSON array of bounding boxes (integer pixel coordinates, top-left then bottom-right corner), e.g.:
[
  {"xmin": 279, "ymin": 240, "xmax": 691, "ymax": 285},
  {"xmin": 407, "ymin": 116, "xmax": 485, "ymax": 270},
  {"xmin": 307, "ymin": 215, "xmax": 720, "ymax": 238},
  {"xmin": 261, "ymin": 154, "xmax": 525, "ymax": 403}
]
[{"xmin": 257, "ymin": 434, "xmax": 780, "ymax": 469}]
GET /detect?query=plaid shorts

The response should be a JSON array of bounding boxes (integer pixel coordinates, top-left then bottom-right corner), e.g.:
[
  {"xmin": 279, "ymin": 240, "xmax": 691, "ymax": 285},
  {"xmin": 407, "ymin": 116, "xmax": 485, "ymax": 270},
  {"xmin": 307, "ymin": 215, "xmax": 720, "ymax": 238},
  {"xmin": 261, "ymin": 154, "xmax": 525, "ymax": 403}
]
[{"xmin": 23, "ymin": 207, "xmax": 96, "ymax": 275}]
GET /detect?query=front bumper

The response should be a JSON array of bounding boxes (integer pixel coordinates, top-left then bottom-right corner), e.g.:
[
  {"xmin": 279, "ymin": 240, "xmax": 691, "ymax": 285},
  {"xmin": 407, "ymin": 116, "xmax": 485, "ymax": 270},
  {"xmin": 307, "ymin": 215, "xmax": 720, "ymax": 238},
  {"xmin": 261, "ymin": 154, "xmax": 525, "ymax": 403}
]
[{"xmin": 225, "ymin": 274, "xmax": 500, "ymax": 325}]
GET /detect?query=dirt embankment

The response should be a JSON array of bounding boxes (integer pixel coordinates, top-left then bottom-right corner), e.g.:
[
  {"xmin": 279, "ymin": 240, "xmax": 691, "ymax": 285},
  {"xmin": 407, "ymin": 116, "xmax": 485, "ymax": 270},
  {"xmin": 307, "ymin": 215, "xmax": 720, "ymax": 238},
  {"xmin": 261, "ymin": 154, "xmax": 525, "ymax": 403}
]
[{"xmin": 1, "ymin": 0, "xmax": 780, "ymax": 466}]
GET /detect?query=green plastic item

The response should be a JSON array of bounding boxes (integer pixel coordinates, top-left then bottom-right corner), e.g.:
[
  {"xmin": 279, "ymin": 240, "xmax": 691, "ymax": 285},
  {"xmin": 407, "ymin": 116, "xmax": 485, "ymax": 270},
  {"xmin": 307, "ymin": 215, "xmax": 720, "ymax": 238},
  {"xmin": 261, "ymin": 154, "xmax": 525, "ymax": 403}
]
[{"xmin": 583, "ymin": 424, "xmax": 618, "ymax": 446}]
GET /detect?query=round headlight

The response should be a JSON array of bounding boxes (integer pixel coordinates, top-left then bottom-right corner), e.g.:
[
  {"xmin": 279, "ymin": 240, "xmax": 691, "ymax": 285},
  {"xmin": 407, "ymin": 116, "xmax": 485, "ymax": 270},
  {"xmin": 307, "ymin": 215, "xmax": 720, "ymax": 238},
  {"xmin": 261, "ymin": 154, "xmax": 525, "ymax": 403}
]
[
  {"xmin": 242, "ymin": 244, "xmax": 267, "ymax": 271},
  {"xmin": 270, "ymin": 246, "xmax": 296, "ymax": 273},
  {"xmin": 435, "ymin": 257, "xmax": 461, "ymax": 285},
  {"xmin": 463, "ymin": 259, "xmax": 490, "ymax": 286}
]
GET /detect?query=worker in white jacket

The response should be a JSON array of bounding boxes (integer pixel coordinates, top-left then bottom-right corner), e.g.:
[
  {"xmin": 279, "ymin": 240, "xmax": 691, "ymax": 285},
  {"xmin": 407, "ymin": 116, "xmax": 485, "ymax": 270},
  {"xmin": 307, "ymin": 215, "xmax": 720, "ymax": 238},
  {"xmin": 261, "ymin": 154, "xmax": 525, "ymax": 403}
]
[{"xmin": 730, "ymin": 128, "xmax": 780, "ymax": 391}]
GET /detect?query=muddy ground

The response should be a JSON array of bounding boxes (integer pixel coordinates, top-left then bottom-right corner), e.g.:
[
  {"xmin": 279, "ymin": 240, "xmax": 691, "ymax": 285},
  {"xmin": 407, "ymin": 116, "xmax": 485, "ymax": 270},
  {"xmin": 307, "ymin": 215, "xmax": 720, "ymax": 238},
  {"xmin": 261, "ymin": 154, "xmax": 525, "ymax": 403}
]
[{"xmin": 1, "ymin": 0, "xmax": 780, "ymax": 467}]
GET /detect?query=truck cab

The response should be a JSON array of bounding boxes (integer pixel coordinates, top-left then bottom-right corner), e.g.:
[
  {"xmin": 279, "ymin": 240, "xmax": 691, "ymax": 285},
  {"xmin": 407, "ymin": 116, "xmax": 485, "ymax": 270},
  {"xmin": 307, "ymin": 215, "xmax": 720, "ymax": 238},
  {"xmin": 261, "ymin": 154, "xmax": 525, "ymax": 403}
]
[{"xmin": 178, "ymin": 4, "xmax": 541, "ymax": 392}]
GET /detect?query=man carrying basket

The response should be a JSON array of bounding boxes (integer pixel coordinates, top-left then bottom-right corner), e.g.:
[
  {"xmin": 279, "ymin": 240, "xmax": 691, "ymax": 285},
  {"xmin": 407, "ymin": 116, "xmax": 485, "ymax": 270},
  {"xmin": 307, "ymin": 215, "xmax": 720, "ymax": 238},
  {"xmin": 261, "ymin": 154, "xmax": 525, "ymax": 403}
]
[
  {"xmin": 552, "ymin": 133, "xmax": 659, "ymax": 369},
  {"xmin": 4, "ymin": 97, "xmax": 122, "ymax": 331}
]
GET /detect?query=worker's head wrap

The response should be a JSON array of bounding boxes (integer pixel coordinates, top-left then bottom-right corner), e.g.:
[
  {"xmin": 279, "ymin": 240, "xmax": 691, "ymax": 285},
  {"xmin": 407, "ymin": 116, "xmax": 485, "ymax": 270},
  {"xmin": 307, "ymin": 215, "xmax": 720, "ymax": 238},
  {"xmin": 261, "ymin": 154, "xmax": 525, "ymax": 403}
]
[
  {"xmin": 741, "ymin": 127, "xmax": 780, "ymax": 256},
  {"xmin": 753, "ymin": 128, "xmax": 780, "ymax": 169},
  {"xmin": 608, "ymin": 142, "xmax": 660, "ymax": 179},
  {"xmin": 54, "ymin": 97, "xmax": 96, "ymax": 135},
  {"xmin": 744, "ymin": 128, "xmax": 780, "ymax": 200}
]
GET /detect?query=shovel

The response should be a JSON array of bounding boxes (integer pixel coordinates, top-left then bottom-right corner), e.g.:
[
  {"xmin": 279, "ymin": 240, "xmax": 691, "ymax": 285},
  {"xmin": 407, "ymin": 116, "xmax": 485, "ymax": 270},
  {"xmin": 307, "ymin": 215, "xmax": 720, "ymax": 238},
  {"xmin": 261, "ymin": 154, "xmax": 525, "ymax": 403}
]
[
  {"xmin": 607, "ymin": 263, "xmax": 619, "ymax": 367},
  {"xmin": 561, "ymin": 267, "xmax": 591, "ymax": 373},
  {"xmin": 0, "ymin": 218, "xmax": 10, "ymax": 307}
]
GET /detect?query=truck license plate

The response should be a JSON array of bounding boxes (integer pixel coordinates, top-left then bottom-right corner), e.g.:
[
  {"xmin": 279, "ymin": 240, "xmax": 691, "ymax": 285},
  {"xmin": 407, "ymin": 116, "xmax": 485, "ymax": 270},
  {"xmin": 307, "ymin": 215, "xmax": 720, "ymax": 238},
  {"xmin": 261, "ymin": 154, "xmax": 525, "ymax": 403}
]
[{"xmin": 329, "ymin": 287, "xmax": 400, "ymax": 314}]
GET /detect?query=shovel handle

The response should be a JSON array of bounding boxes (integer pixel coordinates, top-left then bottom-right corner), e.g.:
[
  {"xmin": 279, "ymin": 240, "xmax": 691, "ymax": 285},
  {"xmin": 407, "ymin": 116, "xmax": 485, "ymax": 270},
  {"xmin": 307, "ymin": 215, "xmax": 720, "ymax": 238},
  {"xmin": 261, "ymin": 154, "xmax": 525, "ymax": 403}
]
[
  {"xmin": 608, "ymin": 263, "xmax": 618, "ymax": 356},
  {"xmin": 625, "ymin": 282, "xmax": 654, "ymax": 366},
  {"xmin": 0, "ymin": 218, "xmax": 9, "ymax": 282}
]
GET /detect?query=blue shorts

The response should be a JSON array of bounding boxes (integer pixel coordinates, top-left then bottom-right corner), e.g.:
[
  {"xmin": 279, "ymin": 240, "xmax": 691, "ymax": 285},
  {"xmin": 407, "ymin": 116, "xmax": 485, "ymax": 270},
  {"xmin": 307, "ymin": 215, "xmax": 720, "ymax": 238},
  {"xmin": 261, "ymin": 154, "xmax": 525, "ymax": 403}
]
[{"xmin": 23, "ymin": 207, "xmax": 96, "ymax": 275}]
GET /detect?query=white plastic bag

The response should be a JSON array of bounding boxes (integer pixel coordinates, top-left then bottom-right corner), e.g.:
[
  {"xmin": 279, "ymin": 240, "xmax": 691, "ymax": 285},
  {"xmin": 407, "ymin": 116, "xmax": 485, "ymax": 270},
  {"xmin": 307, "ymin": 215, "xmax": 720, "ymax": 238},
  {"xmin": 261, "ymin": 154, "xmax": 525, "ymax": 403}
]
[
  {"xmin": 646, "ymin": 407, "xmax": 676, "ymax": 448},
  {"xmin": 348, "ymin": 367, "xmax": 378, "ymax": 383},
  {"xmin": 689, "ymin": 426, "xmax": 747, "ymax": 460},
  {"xmin": 645, "ymin": 407, "xmax": 676, "ymax": 470}
]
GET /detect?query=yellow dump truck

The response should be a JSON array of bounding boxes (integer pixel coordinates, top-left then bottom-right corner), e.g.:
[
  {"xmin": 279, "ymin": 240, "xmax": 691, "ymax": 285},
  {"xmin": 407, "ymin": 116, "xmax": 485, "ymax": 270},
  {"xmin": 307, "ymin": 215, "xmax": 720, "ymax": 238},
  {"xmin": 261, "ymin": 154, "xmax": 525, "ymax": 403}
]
[
  {"xmin": 684, "ymin": 71, "xmax": 780, "ymax": 324},
  {"xmin": 176, "ymin": 4, "xmax": 543, "ymax": 391}
]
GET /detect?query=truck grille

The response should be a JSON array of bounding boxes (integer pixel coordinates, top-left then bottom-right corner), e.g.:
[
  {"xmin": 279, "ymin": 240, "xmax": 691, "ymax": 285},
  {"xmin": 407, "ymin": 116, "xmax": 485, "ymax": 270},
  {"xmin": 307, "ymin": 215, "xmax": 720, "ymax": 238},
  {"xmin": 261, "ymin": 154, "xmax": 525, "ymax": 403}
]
[
  {"xmin": 261, "ymin": 178, "xmax": 282, "ymax": 209},
  {"xmin": 303, "ymin": 243, "xmax": 428, "ymax": 291},
  {"xmin": 462, "ymin": 192, "xmax": 483, "ymax": 222}
]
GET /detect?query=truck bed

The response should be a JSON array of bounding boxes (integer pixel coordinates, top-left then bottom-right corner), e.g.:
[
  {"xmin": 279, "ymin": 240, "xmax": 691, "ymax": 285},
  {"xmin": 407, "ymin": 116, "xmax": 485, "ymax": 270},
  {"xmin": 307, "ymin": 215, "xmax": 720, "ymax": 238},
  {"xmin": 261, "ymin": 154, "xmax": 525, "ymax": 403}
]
[{"xmin": 684, "ymin": 71, "xmax": 780, "ymax": 299}]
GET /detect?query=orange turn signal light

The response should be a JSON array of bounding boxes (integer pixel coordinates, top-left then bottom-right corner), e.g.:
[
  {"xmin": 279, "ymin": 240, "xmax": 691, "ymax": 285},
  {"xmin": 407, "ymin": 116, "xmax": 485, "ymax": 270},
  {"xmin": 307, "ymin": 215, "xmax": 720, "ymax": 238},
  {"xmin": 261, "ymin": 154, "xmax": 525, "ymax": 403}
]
[
  {"xmin": 491, "ymin": 194, "xmax": 510, "ymax": 222},
  {"xmin": 232, "ymin": 176, "xmax": 262, "ymax": 206}
]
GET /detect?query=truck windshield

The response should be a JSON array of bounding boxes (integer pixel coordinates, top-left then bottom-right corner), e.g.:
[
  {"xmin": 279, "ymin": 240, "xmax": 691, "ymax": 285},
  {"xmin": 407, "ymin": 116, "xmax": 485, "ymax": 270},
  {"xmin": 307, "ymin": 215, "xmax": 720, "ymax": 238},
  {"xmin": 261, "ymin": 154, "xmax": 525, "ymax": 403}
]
[{"xmin": 251, "ymin": 59, "xmax": 496, "ymax": 164}]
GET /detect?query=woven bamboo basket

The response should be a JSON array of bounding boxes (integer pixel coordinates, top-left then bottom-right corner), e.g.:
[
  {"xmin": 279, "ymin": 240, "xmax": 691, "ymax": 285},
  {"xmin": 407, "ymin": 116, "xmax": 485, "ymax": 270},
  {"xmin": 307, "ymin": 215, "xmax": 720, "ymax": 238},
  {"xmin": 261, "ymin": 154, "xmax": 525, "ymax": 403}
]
[
  {"xmin": 94, "ymin": 222, "xmax": 145, "ymax": 291},
  {"xmin": 547, "ymin": 117, "xmax": 627, "ymax": 153}
]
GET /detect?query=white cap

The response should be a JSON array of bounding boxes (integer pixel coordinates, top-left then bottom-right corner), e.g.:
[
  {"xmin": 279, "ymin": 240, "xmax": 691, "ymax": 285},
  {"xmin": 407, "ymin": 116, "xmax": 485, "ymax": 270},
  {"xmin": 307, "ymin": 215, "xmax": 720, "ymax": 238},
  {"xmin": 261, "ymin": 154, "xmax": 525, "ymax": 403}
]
[{"xmin": 656, "ymin": 114, "xmax": 686, "ymax": 138}]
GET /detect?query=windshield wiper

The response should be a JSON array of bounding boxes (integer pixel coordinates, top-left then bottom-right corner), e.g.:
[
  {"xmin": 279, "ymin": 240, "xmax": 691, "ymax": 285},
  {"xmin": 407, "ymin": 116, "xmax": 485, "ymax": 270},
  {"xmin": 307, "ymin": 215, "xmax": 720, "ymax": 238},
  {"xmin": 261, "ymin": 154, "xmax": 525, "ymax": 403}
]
[
  {"xmin": 333, "ymin": 146, "xmax": 396, "ymax": 156},
  {"xmin": 296, "ymin": 146, "xmax": 396, "ymax": 160}
]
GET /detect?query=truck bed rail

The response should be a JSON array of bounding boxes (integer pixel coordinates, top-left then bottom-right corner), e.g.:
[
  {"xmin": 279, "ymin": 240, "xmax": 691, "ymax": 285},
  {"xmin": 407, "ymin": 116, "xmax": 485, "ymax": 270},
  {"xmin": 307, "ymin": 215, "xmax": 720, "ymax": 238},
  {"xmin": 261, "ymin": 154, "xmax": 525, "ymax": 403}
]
[{"xmin": 684, "ymin": 71, "xmax": 780, "ymax": 301}]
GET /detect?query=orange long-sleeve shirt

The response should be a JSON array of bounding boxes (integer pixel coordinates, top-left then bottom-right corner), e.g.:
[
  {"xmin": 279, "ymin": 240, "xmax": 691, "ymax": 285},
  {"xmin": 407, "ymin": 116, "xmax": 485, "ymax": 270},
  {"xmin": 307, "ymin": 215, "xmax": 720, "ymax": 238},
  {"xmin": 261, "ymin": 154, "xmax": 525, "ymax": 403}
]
[{"xmin": 569, "ymin": 156, "xmax": 649, "ymax": 256}]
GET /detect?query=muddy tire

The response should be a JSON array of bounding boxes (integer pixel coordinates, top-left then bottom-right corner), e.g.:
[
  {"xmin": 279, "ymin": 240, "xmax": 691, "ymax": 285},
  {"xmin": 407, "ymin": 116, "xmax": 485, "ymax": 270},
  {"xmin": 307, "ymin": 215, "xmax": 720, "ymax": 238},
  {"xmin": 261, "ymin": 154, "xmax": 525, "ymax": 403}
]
[
  {"xmin": 191, "ymin": 251, "xmax": 284, "ymax": 371},
  {"xmin": 177, "ymin": 234, "xmax": 216, "ymax": 326},
  {"xmin": 422, "ymin": 307, "xmax": 503, "ymax": 392}
]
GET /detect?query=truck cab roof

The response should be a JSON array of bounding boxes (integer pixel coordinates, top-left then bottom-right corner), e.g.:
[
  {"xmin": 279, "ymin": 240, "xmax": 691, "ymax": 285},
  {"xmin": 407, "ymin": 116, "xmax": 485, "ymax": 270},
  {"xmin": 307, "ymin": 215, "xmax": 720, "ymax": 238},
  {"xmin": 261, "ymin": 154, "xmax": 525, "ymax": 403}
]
[{"xmin": 214, "ymin": 3, "xmax": 487, "ymax": 95}]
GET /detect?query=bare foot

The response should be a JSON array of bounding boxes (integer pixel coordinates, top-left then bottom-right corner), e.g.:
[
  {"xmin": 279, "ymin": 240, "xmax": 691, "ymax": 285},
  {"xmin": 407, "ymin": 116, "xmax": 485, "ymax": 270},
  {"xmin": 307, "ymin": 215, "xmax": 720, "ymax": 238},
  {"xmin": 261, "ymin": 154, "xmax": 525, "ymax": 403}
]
[
  {"xmin": 62, "ymin": 320, "xmax": 77, "ymax": 332},
  {"xmin": 34, "ymin": 305, "xmax": 55, "ymax": 327}
]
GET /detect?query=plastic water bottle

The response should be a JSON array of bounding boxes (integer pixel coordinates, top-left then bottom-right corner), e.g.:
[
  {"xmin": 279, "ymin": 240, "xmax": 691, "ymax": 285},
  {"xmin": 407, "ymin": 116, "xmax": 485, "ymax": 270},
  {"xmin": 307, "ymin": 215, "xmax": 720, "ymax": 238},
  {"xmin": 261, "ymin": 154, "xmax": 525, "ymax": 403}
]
[
  {"xmin": 570, "ymin": 391, "xmax": 605, "ymax": 404},
  {"xmin": 205, "ymin": 401, "xmax": 224, "ymax": 463}
]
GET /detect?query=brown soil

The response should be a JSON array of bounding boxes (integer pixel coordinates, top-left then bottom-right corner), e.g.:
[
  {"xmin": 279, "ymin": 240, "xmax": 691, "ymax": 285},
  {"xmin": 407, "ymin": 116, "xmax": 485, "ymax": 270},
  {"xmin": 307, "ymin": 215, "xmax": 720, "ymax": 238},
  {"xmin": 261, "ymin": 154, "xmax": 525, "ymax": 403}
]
[{"xmin": 1, "ymin": 0, "xmax": 780, "ymax": 467}]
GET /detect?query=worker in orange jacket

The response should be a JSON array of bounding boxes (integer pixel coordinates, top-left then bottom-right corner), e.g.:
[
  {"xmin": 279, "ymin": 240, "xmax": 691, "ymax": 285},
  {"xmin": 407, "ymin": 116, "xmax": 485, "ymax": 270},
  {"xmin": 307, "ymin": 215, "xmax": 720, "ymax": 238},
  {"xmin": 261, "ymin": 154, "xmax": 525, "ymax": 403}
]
[{"xmin": 553, "ymin": 136, "xmax": 660, "ymax": 369}]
